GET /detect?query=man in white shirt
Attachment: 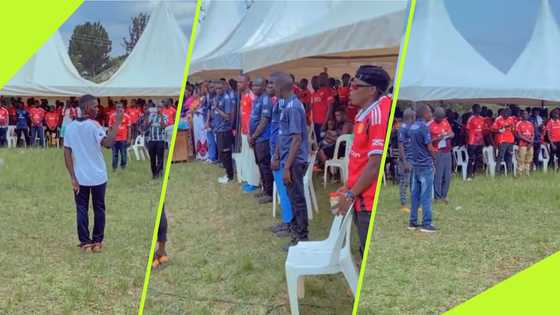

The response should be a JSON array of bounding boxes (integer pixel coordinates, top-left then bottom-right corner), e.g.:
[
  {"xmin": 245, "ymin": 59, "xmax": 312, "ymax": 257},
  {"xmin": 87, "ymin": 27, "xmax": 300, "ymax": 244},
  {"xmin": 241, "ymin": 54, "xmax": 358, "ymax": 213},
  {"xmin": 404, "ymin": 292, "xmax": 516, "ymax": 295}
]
[{"xmin": 64, "ymin": 94, "xmax": 122, "ymax": 253}]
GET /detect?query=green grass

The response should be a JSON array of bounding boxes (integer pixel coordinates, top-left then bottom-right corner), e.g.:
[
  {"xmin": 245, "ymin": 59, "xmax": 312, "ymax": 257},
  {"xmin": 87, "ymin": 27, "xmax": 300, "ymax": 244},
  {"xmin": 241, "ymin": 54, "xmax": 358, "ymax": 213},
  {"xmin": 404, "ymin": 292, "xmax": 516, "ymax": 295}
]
[
  {"xmin": 0, "ymin": 148, "xmax": 161, "ymax": 314},
  {"xmin": 358, "ymin": 172, "xmax": 560, "ymax": 314},
  {"xmin": 144, "ymin": 161, "xmax": 356, "ymax": 314}
]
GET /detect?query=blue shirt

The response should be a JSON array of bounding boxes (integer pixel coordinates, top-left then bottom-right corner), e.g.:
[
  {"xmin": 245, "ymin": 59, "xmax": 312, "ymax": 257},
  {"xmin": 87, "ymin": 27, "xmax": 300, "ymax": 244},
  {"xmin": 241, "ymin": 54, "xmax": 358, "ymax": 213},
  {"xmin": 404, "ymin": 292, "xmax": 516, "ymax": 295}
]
[
  {"xmin": 15, "ymin": 109, "xmax": 29, "ymax": 129},
  {"xmin": 407, "ymin": 119, "xmax": 433, "ymax": 168},
  {"xmin": 398, "ymin": 122, "xmax": 413, "ymax": 162},
  {"xmin": 249, "ymin": 94, "xmax": 272, "ymax": 143},
  {"xmin": 210, "ymin": 94, "xmax": 234, "ymax": 132},
  {"xmin": 278, "ymin": 95, "xmax": 309, "ymax": 167},
  {"xmin": 270, "ymin": 97, "xmax": 284, "ymax": 155}
]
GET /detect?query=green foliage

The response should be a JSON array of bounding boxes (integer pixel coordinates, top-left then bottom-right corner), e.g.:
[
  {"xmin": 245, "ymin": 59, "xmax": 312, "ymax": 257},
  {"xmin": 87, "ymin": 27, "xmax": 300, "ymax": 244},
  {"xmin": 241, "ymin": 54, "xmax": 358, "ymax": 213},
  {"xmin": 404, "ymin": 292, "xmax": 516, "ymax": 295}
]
[
  {"xmin": 68, "ymin": 21, "xmax": 112, "ymax": 78},
  {"xmin": 122, "ymin": 12, "xmax": 150, "ymax": 55}
]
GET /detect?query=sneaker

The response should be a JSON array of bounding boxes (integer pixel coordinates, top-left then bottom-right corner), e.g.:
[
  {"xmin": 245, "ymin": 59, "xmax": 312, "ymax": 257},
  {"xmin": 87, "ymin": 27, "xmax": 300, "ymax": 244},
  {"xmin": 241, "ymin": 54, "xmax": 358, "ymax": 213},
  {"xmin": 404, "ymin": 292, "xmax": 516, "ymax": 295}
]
[
  {"xmin": 400, "ymin": 205, "xmax": 410, "ymax": 213},
  {"xmin": 420, "ymin": 225, "xmax": 437, "ymax": 233},
  {"xmin": 407, "ymin": 223, "xmax": 419, "ymax": 230},
  {"xmin": 242, "ymin": 184, "xmax": 258, "ymax": 193},
  {"xmin": 258, "ymin": 195, "xmax": 273, "ymax": 204},
  {"xmin": 78, "ymin": 243, "xmax": 92, "ymax": 252},
  {"xmin": 91, "ymin": 243, "xmax": 103, "ymax": 253},
  {"xmin": 274, "ymin": 229, "xmax": 292, "ymax": 238},
  {"xmin": 283, "ymin": 237, "xmax": 308, "ymax": 252},
  {"xmin": 270, "ymin": 223, "xmax": 289, "ymax": 233},
  {"xmin": 218, "ymin": 176, "xmax": 232, "ymax": 184}
]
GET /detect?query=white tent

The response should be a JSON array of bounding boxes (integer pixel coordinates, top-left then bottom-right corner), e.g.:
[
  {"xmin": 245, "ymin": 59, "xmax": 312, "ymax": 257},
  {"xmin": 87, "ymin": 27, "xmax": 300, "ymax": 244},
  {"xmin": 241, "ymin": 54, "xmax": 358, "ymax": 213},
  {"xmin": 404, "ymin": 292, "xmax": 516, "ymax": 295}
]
[
  {"xmin": 97, "ymin": 1, "xmax": 188, "ymax": 96},
  {"xmin": 1, "ymin": 31, "xmax": 94, "ymax": 97},
  {"xmin": 241, "ymin": 0, "xmax": 407, "ymax": 78},
  {"xmin": 399, "ymin": 0, "xmax": 560, "ymax": 104}
]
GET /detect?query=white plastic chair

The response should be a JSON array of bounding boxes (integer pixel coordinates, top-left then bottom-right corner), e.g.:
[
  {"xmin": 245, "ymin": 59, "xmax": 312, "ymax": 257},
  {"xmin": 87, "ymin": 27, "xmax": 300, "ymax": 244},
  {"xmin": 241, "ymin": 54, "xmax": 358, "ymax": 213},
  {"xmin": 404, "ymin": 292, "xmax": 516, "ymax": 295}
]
[
  {"xmin": 538, "ymin": 144, "xmax": 550, "ymax": 173},
  {"xmin": 323, "ymin": 134, "xmax": 353, "ymax": 187},
  {"xmin": 512, "ymin": 145, "xmax": 519, "ymax": 176},
  {"xmin": 285, "ymin": 209, "xmax": 357, "ymax": 315},
  {"xmin": 272, "ymin": 181, "xmax": 278, "ymax": 218},
  {"xmin": 128, "ymin": 135, "xmax": 147, "ymax": 160},
  {"xmin": 482, "ymin": 146, "xmax": 496, "ymax": 177},
  {"xmin": 303, "ymin": 151, "xmax": 319, "ymax": 220},
  {"xmin": 452, "ymin": 146, "xmax": 468, "ymax": 180},
  {"xmin": 6, "ymin": 126, "xmax": 16, "ymax": 148}
]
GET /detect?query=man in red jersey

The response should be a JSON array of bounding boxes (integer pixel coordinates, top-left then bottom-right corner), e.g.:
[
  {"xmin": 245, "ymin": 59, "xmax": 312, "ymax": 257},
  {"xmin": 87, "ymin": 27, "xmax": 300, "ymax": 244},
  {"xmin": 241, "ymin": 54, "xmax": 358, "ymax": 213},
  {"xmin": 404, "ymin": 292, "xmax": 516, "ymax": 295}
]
[
  {"xmin": 465, "ymin": 104, "xmax": 486, "ymax": 179},
  {"xmin": 336, "ymin": 65, "xmax": 391, "ymax": 258},
  {"xmin": 429, "ymin": 107, "xmax": 454, "ymax": 202},
  {"xmin": 492, "ymin": 108, "xmax": 515, "ymax": 175},
  {"xmin": 546, "ymin": 109, "xmax": 560, "ymax": 164},
  {"xmin": 126, "ymin": 99, "xmax": 142, "ymax": 139},
  {"xmin": 310, "ymin": 72, "xmax": 334, "ymax": 144},
  {"xmin": 108, "ymin": 102, "xmax": 131, "ymax": 171},
  {"xmin": 28, "ymin": 100, "xmax": 46, "ymax": 147},
  {"xmin": 515, "ymin": 109, "xmax": 534, "ymax": 176},
  {"xmin": 235, "ymin": 74, "xmax": 260, "ymax": 191},
  {"xmin": 45, "ymin": 105, "xmax": 61, "ymax": 146}
]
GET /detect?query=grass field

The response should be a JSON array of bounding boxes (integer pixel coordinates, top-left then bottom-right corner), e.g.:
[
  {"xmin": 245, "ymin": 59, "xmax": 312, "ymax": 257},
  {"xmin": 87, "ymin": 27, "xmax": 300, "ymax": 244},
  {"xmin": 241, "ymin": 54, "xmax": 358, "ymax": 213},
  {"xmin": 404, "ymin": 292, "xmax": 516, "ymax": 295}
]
[
  {"xmin": 358, "ymin": 172, "xmax": 560, "ymax": 314},
  {"xmin": 0, "ymin": 148, "xmax": 161, "ymax": 314},
  {"xmin": 143, "ymin": 161, "xmax": 357, "ymax": 314}
]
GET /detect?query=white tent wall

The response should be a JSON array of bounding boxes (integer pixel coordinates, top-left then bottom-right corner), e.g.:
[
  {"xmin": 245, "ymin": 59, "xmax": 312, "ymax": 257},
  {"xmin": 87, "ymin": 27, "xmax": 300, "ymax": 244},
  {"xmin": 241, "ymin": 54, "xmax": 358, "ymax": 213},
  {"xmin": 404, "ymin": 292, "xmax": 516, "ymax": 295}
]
[
  {"xmin": 95, "ymin": 1, "xmax": 189, "ymax": 96},
  {"xmin": 240, "ymin": 0, "xmax": 406, "ymax": 73},
  {"xmin": 1, "ymin": 31, "xmax": 95, "ymax": 97},
  {"xmin": 191, "ymin": 0, "xmax": 248, "ymax": 63},
  {"xmin": 399, "ymin": 0, "xmax": 560, "ymax": 103}
]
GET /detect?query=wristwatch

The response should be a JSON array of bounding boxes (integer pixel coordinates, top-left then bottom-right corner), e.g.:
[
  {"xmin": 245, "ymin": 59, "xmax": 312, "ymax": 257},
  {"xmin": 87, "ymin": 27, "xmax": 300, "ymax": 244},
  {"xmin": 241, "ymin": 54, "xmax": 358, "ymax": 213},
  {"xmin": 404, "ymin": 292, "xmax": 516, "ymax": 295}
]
[{"xmin": 344, "ymin": 191, "xmax": 355, "ymax": 201}]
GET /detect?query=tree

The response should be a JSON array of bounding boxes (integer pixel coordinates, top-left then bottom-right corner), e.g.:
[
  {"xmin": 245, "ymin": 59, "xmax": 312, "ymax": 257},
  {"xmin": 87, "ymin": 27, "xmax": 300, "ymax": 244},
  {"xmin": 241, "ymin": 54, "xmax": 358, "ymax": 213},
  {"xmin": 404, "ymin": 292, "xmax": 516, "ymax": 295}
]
[
  {"xmin": 68, "ymin": 22, "xmax": 112, "ymax": 78},
  {"xmin": 122, "ymin": 12, "xmax": 150, "ymax": 55}
]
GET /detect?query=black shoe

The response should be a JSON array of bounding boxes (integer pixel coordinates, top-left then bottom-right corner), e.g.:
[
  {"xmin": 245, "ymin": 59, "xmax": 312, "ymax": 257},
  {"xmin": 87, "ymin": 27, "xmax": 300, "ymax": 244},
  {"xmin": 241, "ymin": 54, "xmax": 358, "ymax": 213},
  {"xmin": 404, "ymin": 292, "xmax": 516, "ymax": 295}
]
[
  {"xmin": 270, "ymin": 223, "xmax": 289, "ymax": 233},
  {"xmin": 254, "ymin": 191, "xmax": 266, "ymax": 199},
  {"xmin": 420, "ymin": 225, "xmax": 437, "ymax": 233},
  {"xmin": 274, "ymin": 229, "xmax": 292, "ymax": 238},
  {"xmin": 258, "ymin": 195, "xmax": 273, "ymax": 204},
  {"xmin": 407, "ymin": 223, "xmax": 419, "ymax": 230}
]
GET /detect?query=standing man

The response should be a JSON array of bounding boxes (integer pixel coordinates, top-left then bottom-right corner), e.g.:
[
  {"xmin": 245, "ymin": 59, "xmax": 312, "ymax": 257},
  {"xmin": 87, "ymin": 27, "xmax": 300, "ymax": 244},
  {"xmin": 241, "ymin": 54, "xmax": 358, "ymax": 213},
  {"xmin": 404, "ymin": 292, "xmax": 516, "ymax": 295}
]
[
  {"xmin": 310, "ymin": 73, "xmax": 334, "ymax": 143},
  {"xmin": 271, "ymin": 72, "xmax": 310, "ymax": 251},
  {"xmin": 144, "ymin": 103, "xmax": 168, "ymax": 179},
  {"xmin": 515, "ymin": 109, "xmax": 534, "ymax": 176},
  {"xmin": 211, "ymin": 80, "xmax": 236, "ymax": 184},
  {"xmin": 64, "ymin": 94, "xmax": 123, "ymax": 252},
  {"xmin": 15, "ymin": 102, "xmax": 30, "ymax": 147},
  {"xmin": 407, "ymin": 104, "xmax": 436, "ymax": 233},
  {"xmin": 0, "ymin": 103, "xmax": 8, "ymax": 147},
  {"xmin": 109, "ymin": 102, "xmax": 131, "ymax": 171},
  {"xmin": 429, "ymin": 107, "xmax": 454, "ymax": 203},
  {"xmin": 204, "ymin": 81, "xmax": 219, "ymax": 163},
  {"xmin": 44, "ymin": 105, "xmax": 61, "ymax": 147},
  {"xmin": 249, "ymin": 77, "xmax": 274, "ymax": 204},
  {"xmin": 336, "ymin": 65, "xmax": 392, "ymax": 257},
  {"xmin": 161, "ymin": 99, "xmax": 177, "ymax": 147},
  {"xmin": 236, "ymin": 74, "xmax": 261, "ymax": 191},
  {"xmin": 545, "ymin": 109, "xmax": 560, "ymax": 166},
  {"xmin": 397, "ymin": 108, "xmax": 416, "ymax": 212},
  {"xmin": 28, "ymin": 100, "xmax": 46, "ymax": 147},
  {"xmin": 492, "ymin": 108, "xmax": 515, "ymax": 175},
  {"xmin": 528, "ymin": 108, "xmax": 543, "ymax": 169},
  {"xmin": 465, "ymin": 104, "xmax": 486, "ymax": 179}
]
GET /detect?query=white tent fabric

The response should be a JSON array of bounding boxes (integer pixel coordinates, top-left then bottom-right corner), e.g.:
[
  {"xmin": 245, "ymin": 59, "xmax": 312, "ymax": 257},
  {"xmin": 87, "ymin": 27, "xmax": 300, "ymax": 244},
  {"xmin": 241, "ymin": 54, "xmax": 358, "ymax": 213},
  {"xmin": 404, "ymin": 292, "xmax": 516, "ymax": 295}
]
[
  {"xmin": 399, "ymin": 0, "xmax": 560, "ymax": 103},
  {"xmin": 191, "ymin": 0, "xmax": 247, "ymax": 63},
  {"xmin": 1, "ymin": 31, "xmax": 94, "ymax": 96},
  {"xmin": 241, "ymin": 0, "xmax": 406, "ymax": 75},
  {"xmin": 97, "ymin": 1, "xmax": 188, "ymax": 96}
]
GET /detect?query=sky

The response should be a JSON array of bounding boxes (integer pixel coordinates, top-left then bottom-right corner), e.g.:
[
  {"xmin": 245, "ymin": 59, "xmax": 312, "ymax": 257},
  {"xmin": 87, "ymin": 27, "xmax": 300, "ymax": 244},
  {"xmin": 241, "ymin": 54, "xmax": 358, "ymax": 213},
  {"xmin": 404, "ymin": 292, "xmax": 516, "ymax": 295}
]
[{"xmin": 59, "ymin": 0, "xmax": 196, "ymax": 57}]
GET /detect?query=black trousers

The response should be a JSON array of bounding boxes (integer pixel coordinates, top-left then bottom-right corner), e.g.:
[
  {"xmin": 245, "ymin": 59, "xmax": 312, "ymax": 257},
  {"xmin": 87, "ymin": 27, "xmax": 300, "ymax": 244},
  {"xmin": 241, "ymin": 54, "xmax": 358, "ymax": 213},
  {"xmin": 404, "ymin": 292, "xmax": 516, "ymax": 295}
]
[
  {"xmin": 75, "ymin": 183, "xmax": 106, "ymax": 245},
  {"xmin": 353, "ymin": 210, "xmax": 371, "ymax": 258},
  {"xmin": 286, "ymin": 162, "xmax": 309, "ymax": 240},
  {"xmin": 533, "ymin": 142, "xmax": 541, "ymax": 169},
  {"xmin": 158, "ymin": 207, "xmax": 167, "ymax": 242},
  {"xmin": 15, "ymin": 127, "xmax": 29, "ymax": 147},
  {"xmin": 467, "ymin": 144, "xmax": 483, "ymax": 177},
  {"xmin": 254, "ymin": 140, "xmax": 274, "ymax": 196},
  {"xmin": 551, "ymin": 142, "xmax": 560, "ymax": 165},
  {"xmin": 147, "ymin": 140, "xmax": 165, "ymax": 177},
  {"xmin": 216, "ymin": 130, "xmax": 234, "ymax": 180},
  {"xmin": 0, "ymin": 127, "xmax": 6, "ymax": 147}
]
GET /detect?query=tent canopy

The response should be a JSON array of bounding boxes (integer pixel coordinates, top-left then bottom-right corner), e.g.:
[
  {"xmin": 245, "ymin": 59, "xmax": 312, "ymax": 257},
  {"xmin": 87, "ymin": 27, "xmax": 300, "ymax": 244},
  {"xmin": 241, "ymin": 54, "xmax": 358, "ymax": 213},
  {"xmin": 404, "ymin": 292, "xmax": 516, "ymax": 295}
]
[
  {"xmin": 96, "ymin": 1, "xmax": 189, "ymax": 96},
  {"xmin": 399, "ymin": 0, "xmax": 560, "ymax": 104},
  {"xmin": 1, "ymin": 31, "xmax": 94, "ymax": 97}
]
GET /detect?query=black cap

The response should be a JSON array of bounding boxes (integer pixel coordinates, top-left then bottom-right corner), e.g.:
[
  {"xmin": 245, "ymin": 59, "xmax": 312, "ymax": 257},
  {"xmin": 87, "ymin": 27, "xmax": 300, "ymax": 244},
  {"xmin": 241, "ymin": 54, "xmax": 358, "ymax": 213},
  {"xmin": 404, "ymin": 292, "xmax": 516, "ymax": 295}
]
[{"xmin": 355, "ymin": 65, "xmax": 390, "ymax": 94}]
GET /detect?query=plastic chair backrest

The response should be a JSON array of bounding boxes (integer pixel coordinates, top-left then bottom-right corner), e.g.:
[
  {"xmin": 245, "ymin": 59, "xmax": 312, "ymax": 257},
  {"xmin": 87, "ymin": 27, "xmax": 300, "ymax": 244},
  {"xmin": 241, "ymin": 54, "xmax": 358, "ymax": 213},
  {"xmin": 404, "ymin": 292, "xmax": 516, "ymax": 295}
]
[
  {"xmin": 540, "ymin": 144, "xmax": 549, "ymax": 161},
  {"xmin": 305, "ymin": 151, "xmax": 318, "ymax": 178},
  {"xmin": 328, "ymin": 207, "xmax": 353, "ymax": 266},
  {"xmin": 459, "ymin": 146, "xmax": 468, "ymax": 163},
  {"xmin": 333, "ymin": 134, "xmax": 353, "ymax": 160}
]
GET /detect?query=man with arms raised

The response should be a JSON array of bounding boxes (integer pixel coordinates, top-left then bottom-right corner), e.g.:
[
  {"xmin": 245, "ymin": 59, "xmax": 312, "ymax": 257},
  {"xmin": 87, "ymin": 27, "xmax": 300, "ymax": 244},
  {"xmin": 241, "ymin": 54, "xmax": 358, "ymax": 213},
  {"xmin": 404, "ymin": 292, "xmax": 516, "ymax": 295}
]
[
  {"xmin": 64, "ymin": 94, "xmax": 123, "ymax": 252},
  {"xmin": 336, "ymin": 65, "xmax": 392, "ymax": 257}
]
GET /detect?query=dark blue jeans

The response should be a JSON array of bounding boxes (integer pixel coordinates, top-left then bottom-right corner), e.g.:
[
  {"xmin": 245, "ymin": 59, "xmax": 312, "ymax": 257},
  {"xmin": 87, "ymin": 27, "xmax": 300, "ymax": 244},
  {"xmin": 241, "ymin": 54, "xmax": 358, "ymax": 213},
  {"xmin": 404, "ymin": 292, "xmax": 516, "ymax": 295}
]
[
  {"xmin": 410, "ymin": 166, "xmax": 434, "ymax": 226},
  {"xmin": 75, "ymin": 183, "xmax": 107, "ymax": 244},
  {"xmin": 207, "ymin": 130, "xmax": 218, "ymax": 162},
  {"xmin": 112, "ymin": 140, "xmax": 128, "ymax": 170},
  {"xmin": 30, "ymin": 126, "xmax": 44, "ymax": 146},
  {"xmin": 158, "ymin": 207, "xmax": 167, "ymax": 242},
  {"xmin": 0, "ymin": 127, "xmax": 6, "ymax": 147},
  {"xmin": 285, "ymin": 162, "xmax": 309, "ymax": 240}
]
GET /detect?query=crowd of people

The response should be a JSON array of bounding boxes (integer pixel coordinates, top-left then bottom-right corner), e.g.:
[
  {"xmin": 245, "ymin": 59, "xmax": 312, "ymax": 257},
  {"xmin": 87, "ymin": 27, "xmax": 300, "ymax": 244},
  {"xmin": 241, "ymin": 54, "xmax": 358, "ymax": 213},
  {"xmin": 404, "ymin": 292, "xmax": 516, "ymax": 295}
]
[
  {"xmin": 391, "ymin": 103, "xmax": 560, "ymax": 233},
  {"xmin": 181, "ymin": 65, "xmax": 392, "ymax": 256}
]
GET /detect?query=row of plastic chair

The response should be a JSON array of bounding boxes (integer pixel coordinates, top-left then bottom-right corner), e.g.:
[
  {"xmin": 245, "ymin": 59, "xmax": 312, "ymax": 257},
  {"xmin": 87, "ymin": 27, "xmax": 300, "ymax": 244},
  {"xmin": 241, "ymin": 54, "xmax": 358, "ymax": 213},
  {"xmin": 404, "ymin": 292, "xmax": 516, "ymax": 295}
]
[{"xmin": 4, "ymin": 125, "xmax": 54, "ymax": 148}]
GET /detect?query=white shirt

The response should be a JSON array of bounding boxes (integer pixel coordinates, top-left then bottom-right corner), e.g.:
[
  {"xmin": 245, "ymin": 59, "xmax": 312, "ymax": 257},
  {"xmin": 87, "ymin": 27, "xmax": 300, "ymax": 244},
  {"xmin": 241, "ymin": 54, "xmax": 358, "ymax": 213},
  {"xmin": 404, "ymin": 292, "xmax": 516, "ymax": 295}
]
[{"xmin": 64, "ymin": 119, "xmax": 108, "ymax": 186}]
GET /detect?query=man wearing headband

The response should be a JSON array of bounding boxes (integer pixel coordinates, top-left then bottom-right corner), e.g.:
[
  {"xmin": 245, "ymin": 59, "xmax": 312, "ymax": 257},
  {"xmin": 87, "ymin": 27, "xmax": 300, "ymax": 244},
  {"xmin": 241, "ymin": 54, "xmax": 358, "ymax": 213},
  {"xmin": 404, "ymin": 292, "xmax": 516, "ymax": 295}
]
[{"xmin": 336, "ymin": 65, "xmax": 392, "ymax": 257}]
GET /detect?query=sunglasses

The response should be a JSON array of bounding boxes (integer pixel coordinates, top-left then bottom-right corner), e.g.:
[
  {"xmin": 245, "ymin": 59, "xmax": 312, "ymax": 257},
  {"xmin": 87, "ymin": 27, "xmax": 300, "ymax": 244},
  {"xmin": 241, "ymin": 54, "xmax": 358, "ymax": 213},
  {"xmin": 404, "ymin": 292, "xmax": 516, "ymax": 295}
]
[{"xmin": 350, "ymin": 77, "xmax": 373, "ymax": 89}]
